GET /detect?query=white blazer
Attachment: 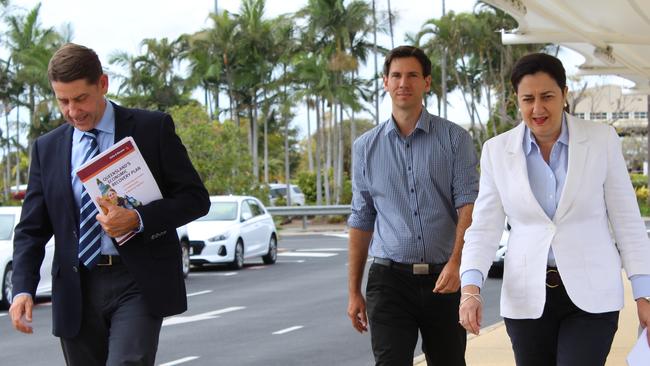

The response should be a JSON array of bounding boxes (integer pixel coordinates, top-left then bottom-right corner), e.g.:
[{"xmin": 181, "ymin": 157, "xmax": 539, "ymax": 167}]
[{"xmin": 461, "ymin": 114, "xmax": 650, "ymax": 319}]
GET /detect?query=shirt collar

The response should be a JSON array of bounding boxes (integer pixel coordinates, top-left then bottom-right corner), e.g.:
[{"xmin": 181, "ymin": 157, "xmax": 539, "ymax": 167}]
[
  {"xmin": 384, "ymin": 108, "xmax": 431, "ymax": 137},
  {"xmin": 73, "ymin": 99, "xmax": 115, "ymax": 142},
  {"xmin": 523, "ymin": 113, "xmax": 569, "ymax": 155}
]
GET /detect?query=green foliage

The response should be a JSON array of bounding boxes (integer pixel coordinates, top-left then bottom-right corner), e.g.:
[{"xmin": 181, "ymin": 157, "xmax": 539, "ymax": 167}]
[
  {"xmin": 171, "ymin": 104, "xmax": 256, "ymax": 195},
  {"xmin": 296, "ymin": 170, "xmax": 317, "ymax": 204},
  {"xmin": 110, "ymin": 37, "xmax": 193, "ymax": 112},
  {"xmin": 295, "ymin": 168, "xmax": 352, "ymax": 204},
  {"xmin": 630, "ymin": 173, "xmax": 648, "ymax": 189}
]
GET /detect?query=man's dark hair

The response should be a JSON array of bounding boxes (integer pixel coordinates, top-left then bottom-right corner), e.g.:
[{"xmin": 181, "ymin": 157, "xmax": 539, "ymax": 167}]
[
  {"xmin": 510, "ymin": 53, "xmax": 567, "ymax": 93},
  {"xmin": 383, "ymin": 45, "xmax": 432, "ymax": 77},
  {"xmin": 48, "ymin": 43, "xmax": 103, "ymax": 84}
]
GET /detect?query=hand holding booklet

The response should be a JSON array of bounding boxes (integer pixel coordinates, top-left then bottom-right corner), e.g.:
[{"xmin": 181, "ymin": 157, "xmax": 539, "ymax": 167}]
[{"xmin": 75, "ymin": 137, "xmax": 162, "ymax": 245}]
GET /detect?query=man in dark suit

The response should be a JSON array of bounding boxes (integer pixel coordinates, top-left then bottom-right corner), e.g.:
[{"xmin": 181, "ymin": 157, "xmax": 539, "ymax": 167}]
[{"xmin": 9, "ymin": 43, "xmax": 210, "ymax": 365}]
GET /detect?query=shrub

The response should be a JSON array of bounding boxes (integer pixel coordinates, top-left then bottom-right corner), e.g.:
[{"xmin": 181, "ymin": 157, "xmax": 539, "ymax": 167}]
[{"xmin": 630, "ymin": 174, "xmax": 648, "ymax": 189}]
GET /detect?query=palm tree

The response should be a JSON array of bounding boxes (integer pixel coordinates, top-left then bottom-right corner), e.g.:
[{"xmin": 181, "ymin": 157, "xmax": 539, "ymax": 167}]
[
  {"xmin": 110, "ymin": 36, "xmax": 191, "ymax": 111},
  {"xmin": 6, "ymin": 3, "xmax": 62, "ymax": 140},
  {"xmin": 5, "ymin": 4, "xmax": 63, "ymax": 188},
  {"xmin": 186, "ymin": 10, "xmax": 239, "ymax": 122}
]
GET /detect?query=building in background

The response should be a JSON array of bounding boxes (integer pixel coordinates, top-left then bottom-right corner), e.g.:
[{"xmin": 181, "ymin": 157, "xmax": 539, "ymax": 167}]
[{"xmin": 571, "ymin": 85, "xmax": 649, "ymax": 172}]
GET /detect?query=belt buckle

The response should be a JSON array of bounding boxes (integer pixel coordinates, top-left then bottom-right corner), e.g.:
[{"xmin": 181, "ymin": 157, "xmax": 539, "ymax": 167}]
[
  {"xmin": 97, "ymin": 255, "xmax": 112, "ymax": 266},
  {"xmin": 546, "ymin": 269, "xmax": 560, "ymax": 288},
  {"xmin": 413, "ymin": 263, "xmax": 429, "ymax": 275}
]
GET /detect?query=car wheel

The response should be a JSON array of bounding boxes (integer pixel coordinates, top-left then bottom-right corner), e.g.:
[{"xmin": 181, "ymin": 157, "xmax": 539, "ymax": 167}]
[
  {"xmin": 231, "ymin": 240, "xmax": 244, "ymax": 270},
  {"xmin": 1, "ymin": 263, "xmax": 12, "ymax": 309},
  {"xmin": 181, "ymin": 240, "xmax": 190, "ymax": 278},
  {"xmin": 262, "ymin": 235, "xmax": 277, "ymax": 265}
]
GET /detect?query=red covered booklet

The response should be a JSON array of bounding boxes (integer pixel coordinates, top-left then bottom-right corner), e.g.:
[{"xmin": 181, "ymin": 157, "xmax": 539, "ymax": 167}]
[{"xmin": 75, "ymin": 136, "xmax": 162, "ymax": 245}]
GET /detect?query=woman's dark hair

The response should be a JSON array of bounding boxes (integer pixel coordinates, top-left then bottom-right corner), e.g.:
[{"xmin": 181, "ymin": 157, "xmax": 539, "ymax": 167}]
[
  {"xmin": 510, "ymin": 53, "xmax": 566, "ymax": 93},
  {"xmin": 511, "ymin": 52, "xmax": 569, "ymax": 112}
]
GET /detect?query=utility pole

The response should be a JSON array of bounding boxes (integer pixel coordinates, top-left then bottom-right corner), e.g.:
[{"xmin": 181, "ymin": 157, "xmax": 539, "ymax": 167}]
[
  {"xmin": 387, "ymin": 0, "xmax": 394, "ymax": 48},
  {"xmin": 441, "ymin": 0, "xmax": 448, "ymax": 119},
  {"xmin": 373, "ymin": 0, "xmax": 379, "ymax": 125},
  {"xmin": 214, "ymin": 0, "xmax": 218, "ymax": 14}
]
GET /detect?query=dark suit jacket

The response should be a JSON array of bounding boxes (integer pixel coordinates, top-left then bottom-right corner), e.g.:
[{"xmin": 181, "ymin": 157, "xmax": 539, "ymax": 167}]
[{"xmin": 12, "ymin": 103, "xmax": 210, "ymax": 338}]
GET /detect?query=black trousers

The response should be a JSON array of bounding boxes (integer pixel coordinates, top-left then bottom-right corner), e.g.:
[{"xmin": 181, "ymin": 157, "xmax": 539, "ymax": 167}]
[
  {"xmin": 504, "ymin": 280, "xmax": 619, "ymax": 366},
  {"xmin": 60, "ymin": 263, "xmax": 163, "ymax": 366},
  {"xmin": 365, "ymin": 263, "xmax": 466, "ymax": 366}
]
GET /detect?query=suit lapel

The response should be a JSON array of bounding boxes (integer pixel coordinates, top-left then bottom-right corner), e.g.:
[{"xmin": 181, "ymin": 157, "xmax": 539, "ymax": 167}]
[
  {"xmin": 59, "ymin": 125, "xmax": 78, "ymax": 224},
  {"xmin": 554, "ymin": 116, "xmax": 588, "ymax": 221},
  {"xmin": 506, "ymin": 122, "xmax": 552, "ymax": 222},
  {"xmin": 112, "ymin": 102, "xmax": 135, "ymax": 142}
]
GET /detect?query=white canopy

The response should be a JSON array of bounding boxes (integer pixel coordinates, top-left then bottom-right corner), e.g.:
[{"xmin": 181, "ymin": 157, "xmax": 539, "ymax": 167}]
[{"xmin": 484, "ymin": 0, "xmax": 650, "ymax": 95}]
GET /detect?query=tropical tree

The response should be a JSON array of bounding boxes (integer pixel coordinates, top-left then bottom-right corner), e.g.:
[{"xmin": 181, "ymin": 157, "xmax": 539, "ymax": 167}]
[
  {"xmin": 5, "ymin": 3, "xmax": 63, "ymax": 189},
  {"xmin": 170, "ymin": 103, "xmax": 255, "ymax": 195},
  {"xmin": 110, "ymin": 36, "xmax": 192, "ymax": 111},
  {"xmin": 416, "ymin": 6, "xmax": 542, "ymax": 147}
]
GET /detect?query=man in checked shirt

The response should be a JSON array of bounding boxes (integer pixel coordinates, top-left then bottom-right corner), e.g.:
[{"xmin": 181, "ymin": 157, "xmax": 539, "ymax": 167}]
[{"xmin": 347, "ymin": 45, "xmax": 479, "ymax": 366}]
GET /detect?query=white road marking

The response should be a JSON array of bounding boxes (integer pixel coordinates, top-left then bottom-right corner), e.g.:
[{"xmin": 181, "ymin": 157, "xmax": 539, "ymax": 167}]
[
  {"xmin": 272, "ymin": 325, "xmax": 304, "ymax": 335},
  {"xmin": 278, "ymin": 252, "xmax": 337, "ymax": 258},
  {"xmin": 190, "ymin": 272, "xmax": 238, "ymax": 277},
  {"xmin": 187, "ymin": 290, "xmax": 212, "ymax": 297},
  {"xmin": 278, "ymin": 259, "xmax": 306, "ymax": 263},
  {"xmin": 0, "ymin": 313, "xmax": 7, "ymax": 317},
  {"xmin": 162, "ymin": 306, "xmax": 245, "ymax": 327},
  {"xmin": 325, "ymin": 233, "xmax": 349, "ymax": 239},
  {"xmin": 246, "ymin": 265, "xmax": 268, "ymax": 270},
  {"xmin": 159, "ymin": 356, "xmax": 200, "ymax": 366},
  {"xmin": 297, "ymin": 248, "xmax": 347, "ymax": 252}
]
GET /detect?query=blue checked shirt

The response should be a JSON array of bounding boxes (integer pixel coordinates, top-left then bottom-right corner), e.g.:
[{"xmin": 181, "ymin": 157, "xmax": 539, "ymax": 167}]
[{"xmin": 348, "ymin": 109, "xmax": 479, "ymax": 264}]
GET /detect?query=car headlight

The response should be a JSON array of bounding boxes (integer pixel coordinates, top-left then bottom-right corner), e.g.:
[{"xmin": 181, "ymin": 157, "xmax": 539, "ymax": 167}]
[{"xmin": 208, "ymin": 231, "xmax": 231, "ymax": 242}]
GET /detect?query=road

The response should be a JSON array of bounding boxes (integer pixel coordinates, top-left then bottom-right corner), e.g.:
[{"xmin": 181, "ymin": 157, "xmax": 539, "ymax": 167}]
[{"xmin": 0, "ymin": 233, "xmax": 502, "ymax": 366}]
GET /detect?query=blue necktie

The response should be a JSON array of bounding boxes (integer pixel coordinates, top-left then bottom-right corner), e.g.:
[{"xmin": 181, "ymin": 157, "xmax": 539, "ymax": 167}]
[{"xmin": 78, "ymin": 129, "xmax": 102, "ymax": 268}]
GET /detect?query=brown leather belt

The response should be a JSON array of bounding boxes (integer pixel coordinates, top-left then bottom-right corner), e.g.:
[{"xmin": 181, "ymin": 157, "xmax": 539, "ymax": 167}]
[
  {"xmin": 546, "ymin": 267, "xmax": 561, "ymax": 288},
  {"xmin": 96, "ymin": 255, "xmax": 123, "ymax": 266},
  {"xmin": 373, "ymin": 257, "xmax": 446, "ymax": 275}
]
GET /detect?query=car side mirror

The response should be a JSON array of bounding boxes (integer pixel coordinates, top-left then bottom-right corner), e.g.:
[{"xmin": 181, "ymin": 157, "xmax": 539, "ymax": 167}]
[{"xmin": 241, "ymin": 212, "xmax": 252, "ymax": 222}]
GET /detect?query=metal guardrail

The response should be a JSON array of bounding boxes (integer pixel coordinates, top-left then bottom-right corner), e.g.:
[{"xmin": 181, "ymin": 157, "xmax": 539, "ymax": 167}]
[{"xmin": 266, "ymin": 205, "xmax": 351, "ymax": 229}]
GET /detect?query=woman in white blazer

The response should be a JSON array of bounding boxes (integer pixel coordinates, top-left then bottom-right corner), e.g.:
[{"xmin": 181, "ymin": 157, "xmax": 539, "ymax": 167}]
[{"xmin": 458, "ymin": 53, "xmax": 650, "ymax": 365}]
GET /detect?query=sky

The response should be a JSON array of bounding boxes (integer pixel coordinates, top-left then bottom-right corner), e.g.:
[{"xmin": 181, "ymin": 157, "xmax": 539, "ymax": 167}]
[{"xmin": 7, "ymin": 0, "xmax": 613, "ymax": 137}]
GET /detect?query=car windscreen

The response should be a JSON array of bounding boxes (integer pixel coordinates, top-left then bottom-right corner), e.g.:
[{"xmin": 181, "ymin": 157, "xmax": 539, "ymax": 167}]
[
  {"xmin": 0, "ymin": 214, "xmax": 15, "ymax": 240},
  {"xmin": 269, "ymin": 188, "xmax": 286, "ymax": 198},
  {"xmin": 196, "ymin": 202, "xmax": 238, "ymax": 221}
]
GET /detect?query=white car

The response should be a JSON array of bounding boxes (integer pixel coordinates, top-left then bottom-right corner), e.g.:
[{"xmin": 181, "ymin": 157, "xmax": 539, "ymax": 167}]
[
  {"xmin": 188, "ymin": 196, "xmax": 277, "ymax": 269},
  {"xmin": 0, "ymin": 206, "xmax": 54, "ymax": 309},
  {"xmin": 176, "ymin": 225, "xmax": 191, "ymax": 279},
  {"xmin": 268, "ymin": 183, "xmax": 305, "ymax": 206}
]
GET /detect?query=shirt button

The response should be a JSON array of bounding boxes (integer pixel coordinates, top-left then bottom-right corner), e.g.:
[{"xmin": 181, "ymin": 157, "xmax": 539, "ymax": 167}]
[
  {"xmin": 418, "ymin": 236, "xmax": 421, "ymax": 240},
  {"xmin": 414, "ymin": 212, "xmax": 418, "ymax": 216},
  {"xmin": 410, "ymin": 188, "xmax": 414, "ymax": 193},
  {"xmin": 72, "ymin": 266, "xmax": 78, "ymax": 273},
  {"xmin": 406, "ymin": 144, "xmax": 410, "ymax": 148},
  {"xmin": 408, "ymin": 166, "xmax": 411, "ymax": 171}
]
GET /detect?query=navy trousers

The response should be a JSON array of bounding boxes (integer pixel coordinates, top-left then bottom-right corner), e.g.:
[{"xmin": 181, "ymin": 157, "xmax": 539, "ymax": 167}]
[
  {"xmin": 60, "ymin": 262, "xmax": 163, "ymax": 366},
  {"xmin": 504, "ymin": 277, "xmax": 619, "ymax": 366}
]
